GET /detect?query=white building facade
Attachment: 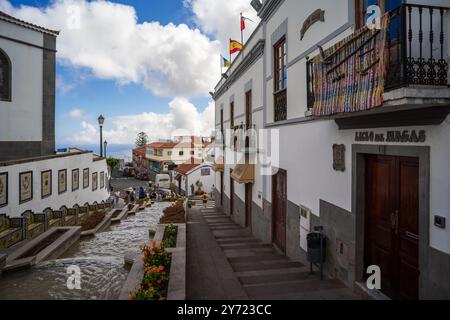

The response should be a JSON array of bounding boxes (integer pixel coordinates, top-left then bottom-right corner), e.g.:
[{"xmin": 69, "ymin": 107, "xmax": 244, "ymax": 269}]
[
  {"xmin": 176, "ymin": 163, "xmax": 215, "ymax": 197},
  {"xmin": 213, "ymin": 0, "xmax": 450, "ymax": 299},
  {"xmin": 0, "ymin": 13, "xmax": 109, "ymax": 218}
]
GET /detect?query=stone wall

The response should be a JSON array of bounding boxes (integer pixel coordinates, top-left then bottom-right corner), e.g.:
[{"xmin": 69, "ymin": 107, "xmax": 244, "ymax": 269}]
[
  {"xmin": 309, "ymin": 200, "xmax": 356, "ymax": 287},
  {"xmin": 252, "ymin": 200, "xmax": 271, "ymax": 244}
]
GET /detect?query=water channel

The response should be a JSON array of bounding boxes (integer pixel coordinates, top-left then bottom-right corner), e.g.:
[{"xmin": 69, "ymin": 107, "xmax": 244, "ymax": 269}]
[{"xmin": 0, "ymin": 202, "xmax": 169, "ymax": 300}]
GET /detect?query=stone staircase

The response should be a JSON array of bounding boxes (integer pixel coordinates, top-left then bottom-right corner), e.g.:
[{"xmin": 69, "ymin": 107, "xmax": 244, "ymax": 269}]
[
  {"xmin": 200, "ymin": 208, "xmax": 360, "ymax": 300},
  {"xmin": 190, "ymin": 199, "xmax": 216, "ymax": 209}
]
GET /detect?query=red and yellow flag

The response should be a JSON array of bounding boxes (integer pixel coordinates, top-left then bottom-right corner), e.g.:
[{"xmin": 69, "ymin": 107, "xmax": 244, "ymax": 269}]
[{"xmin": 230, "ymin": 39, "xmax": 243, "ymax": 54}]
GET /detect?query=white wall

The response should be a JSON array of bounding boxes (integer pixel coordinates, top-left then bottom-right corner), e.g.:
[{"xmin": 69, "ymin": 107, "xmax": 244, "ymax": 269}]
[
  {"xmin": 0, "ymin": 20, "xmax": 44, "ymax": 141},
  {"xmin": 182, "ymin": 165, "xmax": 215, "ymax": 197},
  {"xmin": 0, "ymin": 152, "xmax": 110, "ymax": 217}
]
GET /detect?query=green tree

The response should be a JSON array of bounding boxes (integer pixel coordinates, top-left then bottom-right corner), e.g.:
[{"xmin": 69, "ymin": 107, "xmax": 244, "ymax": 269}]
[
  {"xmin": 107, "ymin": 157, "xmax": 120, "ymax": 170},
  {"xmin": 135, "ymin": 132, "xmax": 149, "ymax": 147}
]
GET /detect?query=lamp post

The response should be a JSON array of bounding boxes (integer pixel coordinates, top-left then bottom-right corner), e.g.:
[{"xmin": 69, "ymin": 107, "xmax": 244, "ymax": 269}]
[
  {"xmin": 98, "ymin": 115, "xmax": 105, "ymax": 157},
  {"xmin": 104, "ymin": 140, "xmax": 108, "ymax": 158}
]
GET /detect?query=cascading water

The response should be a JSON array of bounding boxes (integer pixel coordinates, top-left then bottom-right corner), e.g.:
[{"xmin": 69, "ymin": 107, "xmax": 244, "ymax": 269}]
[{"xmin": 0, "ymin": 202, "xmax": 170, "ymax": 300}]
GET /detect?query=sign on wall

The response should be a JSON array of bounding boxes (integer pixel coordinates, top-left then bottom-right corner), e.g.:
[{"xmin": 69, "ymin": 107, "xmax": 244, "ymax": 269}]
[
  {"xmin": 100, "ymin": 171, "xmax": 105, "ymax": 189},
  {"xmin": 58, "ymin": 169, "xmax": 67, "ymax": 194},
  {"xmin": 41, "ymin": 170, "xmax": 52, "ymax": 199},
  {"xmin": 72, "ymin": 169, "xmax": 79, "ymax": 191},
  {"xmin": 0, "ymin": 172, "xmax": 8, "ymax": 207},
  {"xmin": 333, "ymin": 144, "xmax": 346, "ymax": 172},
  {"xmin": 201, "ymin": 168, "xmax": 211, "ymax": 176},
  {"xmin": 92, "ymin": 172, "xmax": 98, "ymax": 191},
  {"xmin": 355, "ymin": 130, "xmax": 426, "ymax": 143},
  {"xmin": 19, "ymin": 171, "xmax": 33, "ymax": 204},
  {"xmin": 83, "ymin": 168, "xmax": 89, "ymax": 189}
]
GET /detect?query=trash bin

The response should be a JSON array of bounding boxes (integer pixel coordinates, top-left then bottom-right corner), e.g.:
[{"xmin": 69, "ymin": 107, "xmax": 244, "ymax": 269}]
[{"xmin": 307, "ymin": 232, "xmax": 326, "ymax": 264}]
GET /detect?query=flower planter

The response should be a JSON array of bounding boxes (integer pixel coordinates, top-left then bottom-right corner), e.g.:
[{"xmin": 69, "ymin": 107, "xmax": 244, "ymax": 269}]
[
  {"xmin": 80, "ymin": 209, "xmax": 114, "ymax": 238},
  {"xmin": 119, "ymin": 222, "xmax": 186, "ymax": 300}
]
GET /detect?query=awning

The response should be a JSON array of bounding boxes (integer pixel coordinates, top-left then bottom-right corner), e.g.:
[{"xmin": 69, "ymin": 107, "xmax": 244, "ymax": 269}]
[
  {"xmin": 212, "ymin": 156, "xmax": 224, "ymax": 172},
  {"xmin": 231, "ymin": 163, "xmax": 255, "ymax": 184}
]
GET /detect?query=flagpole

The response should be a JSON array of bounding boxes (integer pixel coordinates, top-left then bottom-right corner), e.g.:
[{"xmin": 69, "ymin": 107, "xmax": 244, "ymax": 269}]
[
  {"xmin": 220, "ymin": 55, "xmax": 222, "ymax": 79},
  {"xmin": 240, "ymin": 12, "xmax": 244, "ymax": 58},
  {"xmin": 229, "ymin": 38, "xmax": 232, "ymax": 64}
]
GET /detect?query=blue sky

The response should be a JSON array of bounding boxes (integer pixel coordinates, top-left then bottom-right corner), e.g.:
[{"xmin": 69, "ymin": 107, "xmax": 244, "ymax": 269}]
[{"xmin": 2, "ymin": 0, "xmax": 259, "ymax": 150}]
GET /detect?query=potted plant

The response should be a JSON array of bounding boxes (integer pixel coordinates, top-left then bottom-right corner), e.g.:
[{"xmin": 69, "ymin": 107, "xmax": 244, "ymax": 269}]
[{"xmin": 194, "ymin": 180, "xmax": 204, "ymax": 196}]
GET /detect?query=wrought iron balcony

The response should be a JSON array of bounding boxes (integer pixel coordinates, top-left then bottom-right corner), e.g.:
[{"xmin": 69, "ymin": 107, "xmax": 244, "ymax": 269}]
[
  {"xmin": 306, "ymin": 4, "xmax": 449, "ymax": 116},
  {"xmin": 387, "ymin": 4, "xmax": 448, "ymax": 88},
  {"xmin": 274, "ymin": 89, "xmax": 287, "ymax": 122}
]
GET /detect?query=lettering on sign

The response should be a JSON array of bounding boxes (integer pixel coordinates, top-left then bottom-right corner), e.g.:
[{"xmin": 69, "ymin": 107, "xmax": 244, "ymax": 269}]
[
  {"xmin": 355, "ymin": 130, "xmax": 426, "ymax": 143},
  {"xmin": 300, "ymin": 9, "xmax": 325, "ymax": 40}
]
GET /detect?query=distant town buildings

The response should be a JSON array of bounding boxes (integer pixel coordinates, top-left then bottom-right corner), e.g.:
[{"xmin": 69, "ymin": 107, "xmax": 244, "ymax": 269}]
[
  {"xmin": 174, "ymin": 159, "xmax": 214, "ymax": 197},
  {"xmin": 132, "ymin": 136, "xmax": 213, "ymax": 181}
]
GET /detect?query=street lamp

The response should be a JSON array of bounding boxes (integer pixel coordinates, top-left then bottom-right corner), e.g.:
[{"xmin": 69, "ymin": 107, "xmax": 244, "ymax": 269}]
[
  {"xmin": 98, "ymin": 115, "xmax": 105, "ymax": 157},
  {"xmin": 104, "ymin": 140, "xmax": 108, "ymax": 158}
]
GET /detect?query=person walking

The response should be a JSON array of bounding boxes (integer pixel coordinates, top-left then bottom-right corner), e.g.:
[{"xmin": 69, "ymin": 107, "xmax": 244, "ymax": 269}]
[
  {"xmin": 211, "ymin": 184, "xmax": 215, "ymax": 199},
  {"xmin": 114, "ymin": 190, "xmax": 120, "ymax": 208},
  {"xmin": 190, "ymin": 184, "xmax": 195, "ymax": 197},
  {"xmin": 201, "ymin": 193, "xmax": 209, "ymax": 208},
  {"xmin": 139, "ymin": 187, "xmax": 146, "ymax": 200}
]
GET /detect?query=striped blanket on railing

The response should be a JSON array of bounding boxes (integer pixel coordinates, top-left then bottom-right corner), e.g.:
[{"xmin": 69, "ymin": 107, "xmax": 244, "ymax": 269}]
[{"xmin": 311, "ymin": 15, "xmax": 390, "ymax": 116}]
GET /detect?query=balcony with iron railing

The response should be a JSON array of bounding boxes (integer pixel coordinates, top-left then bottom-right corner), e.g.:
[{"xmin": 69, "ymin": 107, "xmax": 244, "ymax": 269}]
[{"xmin": 306, "ymin": 4, "xmax": 450, "ymax": 129}]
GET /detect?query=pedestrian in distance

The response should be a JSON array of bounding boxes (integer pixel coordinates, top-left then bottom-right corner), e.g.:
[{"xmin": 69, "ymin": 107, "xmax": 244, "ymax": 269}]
[
  {"xmin": 139, "ymin": 187, "xmax": 146, "ymax": 199},
  {"xmin": 201, "ymin": 193, "xmax": 208, "ymax": 208}
]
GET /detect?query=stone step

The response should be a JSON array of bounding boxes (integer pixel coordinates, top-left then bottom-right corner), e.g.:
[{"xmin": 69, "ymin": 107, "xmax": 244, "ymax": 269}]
[
  {"xmin": 212, "ymin": 230, "xmax": 251, "ymax": 238},
  {"xmin": 239, "ymin": 270, "xmax": 311, "ymax": 286},
  {"xmin": 214, "ymin": 233, "xmax": 253, "ymax": 240},
  {"xmin": 243, "ymin": 278, "xmax": 346, "ymax": 299},
  {"xmin": 224, "ymin": 247, "xmax": 277, "ymax": 259},
  {"xmin": 231, "ymin": 260, "xmax": 304, "ymax": 273},
  {"xmin": 220, "ymin": 243, "xmax": 273, "ymax": 250},
  {"xmin": 210, "ymin": 226, "xmax": 244, "ymax": 231},
  {"xmin": 217, "ymin": 238, "xmax": 260, "ymax": 245},
  {"xmin": 227, "ymin": 253, "xmax": 288, "ymax": 264},
  {"xmin": 235, "ymin": 266, "xmax": 309, "ymax": 278},
  {"xmin": 206, "ymin": 222, "xmax": 235, "ymax": 226}
]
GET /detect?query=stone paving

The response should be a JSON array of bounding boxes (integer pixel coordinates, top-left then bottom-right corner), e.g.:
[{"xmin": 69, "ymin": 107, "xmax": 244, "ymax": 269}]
[{"xmin": 186, "ymin": 206, "xmax": 361, "ymax": 300}]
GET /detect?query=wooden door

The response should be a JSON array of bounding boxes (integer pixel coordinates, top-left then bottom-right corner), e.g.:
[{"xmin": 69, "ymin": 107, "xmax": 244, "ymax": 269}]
[
  {"xmin": 230, "ymin": 171, "xmax": 234, "ymax": 216},
  {"xmin": 272, "ymin": 169, "xmax": 287, "ymax": 252},
  {"xmin": 365, "ymin": 155, "xmax": 419, "ymax": 300},
  {"xmin": 245, "ymin": 184, "xmax": 252, "ymax": 228}
]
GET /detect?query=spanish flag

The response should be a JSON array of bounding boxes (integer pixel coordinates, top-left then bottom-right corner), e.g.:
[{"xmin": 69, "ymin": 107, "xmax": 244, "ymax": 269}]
[
  {"xmin": 221, "ymin": 55, "xmax": 231, "ymax": 68},
  {"xmin": 230, "ymin": 39, "xmax": 243, "ymax": 54}
]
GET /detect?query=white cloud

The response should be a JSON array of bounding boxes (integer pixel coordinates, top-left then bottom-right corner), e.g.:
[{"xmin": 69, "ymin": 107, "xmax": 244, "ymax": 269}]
[
  {"xmin": 68, "ymin": 108, "xmax": 84, "ymax": 118},
  {"xmin": 66, "ymin": 98, "xmax": 214, "ymax": 145},
  {"xmin": 0, "ymin": 0, "xmax": 221, "ymax": 97},
  {"xmin": 187, "ymin": 0, "xmax": 260, "ymax": 54}
]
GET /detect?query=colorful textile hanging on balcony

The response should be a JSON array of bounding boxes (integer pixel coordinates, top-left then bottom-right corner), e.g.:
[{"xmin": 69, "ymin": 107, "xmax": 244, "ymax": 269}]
[{"xmin": 311, "ymin": 15, "xmax": 390, "ymax": 116}]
